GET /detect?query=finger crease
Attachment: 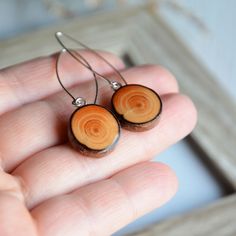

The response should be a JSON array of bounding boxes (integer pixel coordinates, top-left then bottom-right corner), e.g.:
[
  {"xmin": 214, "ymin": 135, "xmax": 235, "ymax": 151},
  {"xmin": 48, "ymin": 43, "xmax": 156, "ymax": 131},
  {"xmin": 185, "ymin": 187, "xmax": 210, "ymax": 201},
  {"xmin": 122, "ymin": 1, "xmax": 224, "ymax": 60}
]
[{"xmin": 110, "ymin": 177, "xmax": 137, "ymax": 220}]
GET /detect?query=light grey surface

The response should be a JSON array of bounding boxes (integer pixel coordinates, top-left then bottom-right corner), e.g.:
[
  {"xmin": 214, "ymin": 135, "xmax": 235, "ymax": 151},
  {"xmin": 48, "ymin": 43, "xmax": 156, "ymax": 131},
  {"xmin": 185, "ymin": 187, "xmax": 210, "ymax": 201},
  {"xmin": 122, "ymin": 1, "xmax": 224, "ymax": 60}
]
[
  {"xmin": 0, "ymin": 0, "xmax": 55, "ymax": 39},
  {"xmin": 161, "ymin": 0, "xmax": 236, "ymax": 100}
]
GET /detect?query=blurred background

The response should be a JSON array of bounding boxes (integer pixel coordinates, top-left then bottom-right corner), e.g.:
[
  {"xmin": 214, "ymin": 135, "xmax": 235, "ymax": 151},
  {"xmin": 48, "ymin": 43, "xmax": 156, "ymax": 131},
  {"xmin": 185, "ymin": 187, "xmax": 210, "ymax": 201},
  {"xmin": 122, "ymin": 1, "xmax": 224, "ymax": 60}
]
[
  {"xmin": 0, "ymin": 0, "xmax": 235, "ymax": 235},
  {"xmin": 0, "ymin": 0, "xmax": 235, "ymax": 99}
]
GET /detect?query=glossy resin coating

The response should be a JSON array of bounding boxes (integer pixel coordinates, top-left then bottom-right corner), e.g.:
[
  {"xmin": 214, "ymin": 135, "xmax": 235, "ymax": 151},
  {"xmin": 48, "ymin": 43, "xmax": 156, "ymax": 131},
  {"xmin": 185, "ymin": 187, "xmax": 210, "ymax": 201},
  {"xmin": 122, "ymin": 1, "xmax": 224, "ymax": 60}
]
[
  {"xmin": 68, "ymin": 104, "xmax": 120, "ymax": 157},
  {"xmin": 111, "ymin": 84, "xmax": 162, "ymax": 131}
]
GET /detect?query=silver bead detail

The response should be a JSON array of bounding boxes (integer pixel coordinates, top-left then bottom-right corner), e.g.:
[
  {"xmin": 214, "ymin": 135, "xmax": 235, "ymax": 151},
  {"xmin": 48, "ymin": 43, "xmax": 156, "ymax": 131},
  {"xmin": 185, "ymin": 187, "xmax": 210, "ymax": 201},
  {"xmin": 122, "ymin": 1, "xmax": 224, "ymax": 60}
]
[
  {"xmin": 72, "ymin": 97, "xmax": 86, "ymax": 107},
  {"xmin": 111, "ymin": 81, "xmax": 122, "ymax": 90}
]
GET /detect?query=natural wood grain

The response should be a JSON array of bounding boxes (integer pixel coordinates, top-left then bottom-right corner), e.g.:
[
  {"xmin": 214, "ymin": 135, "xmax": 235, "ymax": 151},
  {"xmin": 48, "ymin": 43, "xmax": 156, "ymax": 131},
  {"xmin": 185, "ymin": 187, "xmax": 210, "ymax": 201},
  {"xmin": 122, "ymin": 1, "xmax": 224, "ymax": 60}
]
[
  {"xmin": 111, "ymin": 84, "xmax": 162, "ymax": 131},
  {"xmin": 68, "ymin": 105, "xmax": 120, "ymax": 157}
]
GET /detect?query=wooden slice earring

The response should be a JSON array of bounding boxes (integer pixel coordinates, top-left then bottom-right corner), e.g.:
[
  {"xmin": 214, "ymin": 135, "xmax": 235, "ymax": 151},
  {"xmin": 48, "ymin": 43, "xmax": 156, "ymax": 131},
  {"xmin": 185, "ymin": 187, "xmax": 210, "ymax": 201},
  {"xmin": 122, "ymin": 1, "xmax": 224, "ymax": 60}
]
[
  {"xmin": 55, "ymin": 48, "xmax": 120, "ymax": 157},
  {"xmin": 68, "ymin": 104, "xmax": 120, "ymax": 157},
  {"xmin": 111, "ymin": 84, "xmax": 162, "ymax": 131},
  {"xmin": 55, "ymin": 31, "xmax": 162, "ymax": 133}
]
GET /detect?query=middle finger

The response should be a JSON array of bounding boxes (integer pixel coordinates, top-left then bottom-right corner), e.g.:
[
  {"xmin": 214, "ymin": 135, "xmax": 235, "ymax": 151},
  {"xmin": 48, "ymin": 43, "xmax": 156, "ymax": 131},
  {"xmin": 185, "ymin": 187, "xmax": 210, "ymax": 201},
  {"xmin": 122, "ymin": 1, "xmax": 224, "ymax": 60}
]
[{"xmin": 1, "ymin": 65, "xmax": 178, "ymax": 171}]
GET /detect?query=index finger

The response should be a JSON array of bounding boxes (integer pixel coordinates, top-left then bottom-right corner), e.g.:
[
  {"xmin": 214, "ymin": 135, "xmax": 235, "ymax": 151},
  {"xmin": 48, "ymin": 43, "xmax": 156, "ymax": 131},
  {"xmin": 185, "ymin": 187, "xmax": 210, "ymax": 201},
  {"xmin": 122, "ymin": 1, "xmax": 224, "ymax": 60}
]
[{"xmin": 0, "ymin": 50, "xmax": 125, "ymax": 115}]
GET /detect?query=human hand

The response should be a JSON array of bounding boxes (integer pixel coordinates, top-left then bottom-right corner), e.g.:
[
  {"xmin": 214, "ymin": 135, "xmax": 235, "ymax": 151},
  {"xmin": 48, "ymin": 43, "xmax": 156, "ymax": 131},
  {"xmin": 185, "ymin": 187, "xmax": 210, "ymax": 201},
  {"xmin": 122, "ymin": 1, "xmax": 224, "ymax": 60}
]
[{"xmin": 0, "ymin": 51, "xmax": 197, "ymax": 236}]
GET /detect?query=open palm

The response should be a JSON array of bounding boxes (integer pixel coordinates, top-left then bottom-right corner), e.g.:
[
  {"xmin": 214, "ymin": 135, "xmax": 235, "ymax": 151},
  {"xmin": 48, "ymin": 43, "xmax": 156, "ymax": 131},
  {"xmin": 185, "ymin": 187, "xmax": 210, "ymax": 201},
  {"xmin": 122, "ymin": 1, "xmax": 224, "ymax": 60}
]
[{"xmin": 0, "ymin": 50, "xmax": 196, "ymax": 236}]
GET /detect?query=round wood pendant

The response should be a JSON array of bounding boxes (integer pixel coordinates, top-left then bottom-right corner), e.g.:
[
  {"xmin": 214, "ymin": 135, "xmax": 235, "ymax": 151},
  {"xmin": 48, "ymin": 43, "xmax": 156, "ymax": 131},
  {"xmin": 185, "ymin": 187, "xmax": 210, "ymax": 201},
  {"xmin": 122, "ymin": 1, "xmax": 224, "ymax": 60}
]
[
  {"xmin": 111, "ymin": 84, "xmax": 162, "ymax": 131},
  {"xmin": 68, "ymin": 104, "xmax": 120, "ymax": 157}
]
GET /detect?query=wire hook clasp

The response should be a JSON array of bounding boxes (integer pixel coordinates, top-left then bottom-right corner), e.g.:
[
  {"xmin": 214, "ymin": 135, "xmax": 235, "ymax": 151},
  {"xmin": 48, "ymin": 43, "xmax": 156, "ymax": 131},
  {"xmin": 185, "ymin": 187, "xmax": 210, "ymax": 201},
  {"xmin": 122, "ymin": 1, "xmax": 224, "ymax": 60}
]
[
  {"xmin": 55, "ymin": 31, "xmax": 127, "ymax": 86},
  {"xmin": 55, "ymin": 43, "xmax": 99, "ymax": 107},
  {"xmin": 55, "ymin": 31, "xmax": 127, "ymax": 106}
]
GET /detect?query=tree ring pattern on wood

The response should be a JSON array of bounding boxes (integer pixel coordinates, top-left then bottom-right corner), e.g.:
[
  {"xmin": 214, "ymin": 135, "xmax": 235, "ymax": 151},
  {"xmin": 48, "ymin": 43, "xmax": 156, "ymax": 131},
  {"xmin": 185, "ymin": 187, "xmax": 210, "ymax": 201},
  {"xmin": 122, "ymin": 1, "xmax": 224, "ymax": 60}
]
[
  {"xmin": 111, "ymin": 84, "xmax": 162, "ymax": 131},
  {"xmin": 68, "ymin": 104, "xmax": 120, "ymax": 157}
]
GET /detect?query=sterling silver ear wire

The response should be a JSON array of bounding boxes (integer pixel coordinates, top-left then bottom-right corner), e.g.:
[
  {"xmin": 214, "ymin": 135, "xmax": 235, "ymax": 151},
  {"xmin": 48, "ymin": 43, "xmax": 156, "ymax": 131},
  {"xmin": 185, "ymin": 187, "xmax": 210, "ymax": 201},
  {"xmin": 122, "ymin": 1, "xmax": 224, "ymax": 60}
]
[
  {"xmin": 55, "ymin": 31, "xmax": 125, "ymax": 91},
  {"xmin": 56, "ymin": 48, "xmax": 97, "ymax": 107},
  {"xmin": 55, "ymin": 31, "xmax": 162, "ymax": 132}
]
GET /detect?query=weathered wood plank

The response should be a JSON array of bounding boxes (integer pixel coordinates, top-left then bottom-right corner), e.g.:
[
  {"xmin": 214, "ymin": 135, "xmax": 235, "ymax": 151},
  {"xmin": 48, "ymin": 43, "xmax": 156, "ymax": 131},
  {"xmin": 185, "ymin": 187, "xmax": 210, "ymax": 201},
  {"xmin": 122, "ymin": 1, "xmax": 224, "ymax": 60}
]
[
  {"xmin": 127, "ymin": 194, "xmax": 236, "ymax": 236},
  {"xmin": 0, "ymin": 7, "xmax": 138, "ymax": 68},
  {"xmin": 124, "ymin": 12, "xmax": 236, "ymax": 189}
]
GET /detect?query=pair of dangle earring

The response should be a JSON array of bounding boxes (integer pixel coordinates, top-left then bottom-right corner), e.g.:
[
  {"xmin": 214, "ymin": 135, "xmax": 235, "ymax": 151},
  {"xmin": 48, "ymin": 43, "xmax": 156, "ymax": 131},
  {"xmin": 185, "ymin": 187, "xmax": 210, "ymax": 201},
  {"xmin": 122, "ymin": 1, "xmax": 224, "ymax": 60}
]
[{"xmin": 55, "ymin": 32, "xmax": 162, "ymax": 157}]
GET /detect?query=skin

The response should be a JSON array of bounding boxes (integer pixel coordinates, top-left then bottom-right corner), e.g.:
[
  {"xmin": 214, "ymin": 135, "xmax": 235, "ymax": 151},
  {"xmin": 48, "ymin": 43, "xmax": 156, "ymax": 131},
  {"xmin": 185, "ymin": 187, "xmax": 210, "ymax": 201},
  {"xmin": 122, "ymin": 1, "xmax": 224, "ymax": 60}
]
[{"xmin": 0, "ymin": 50, "xmax": 197, "ymax": 236}]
